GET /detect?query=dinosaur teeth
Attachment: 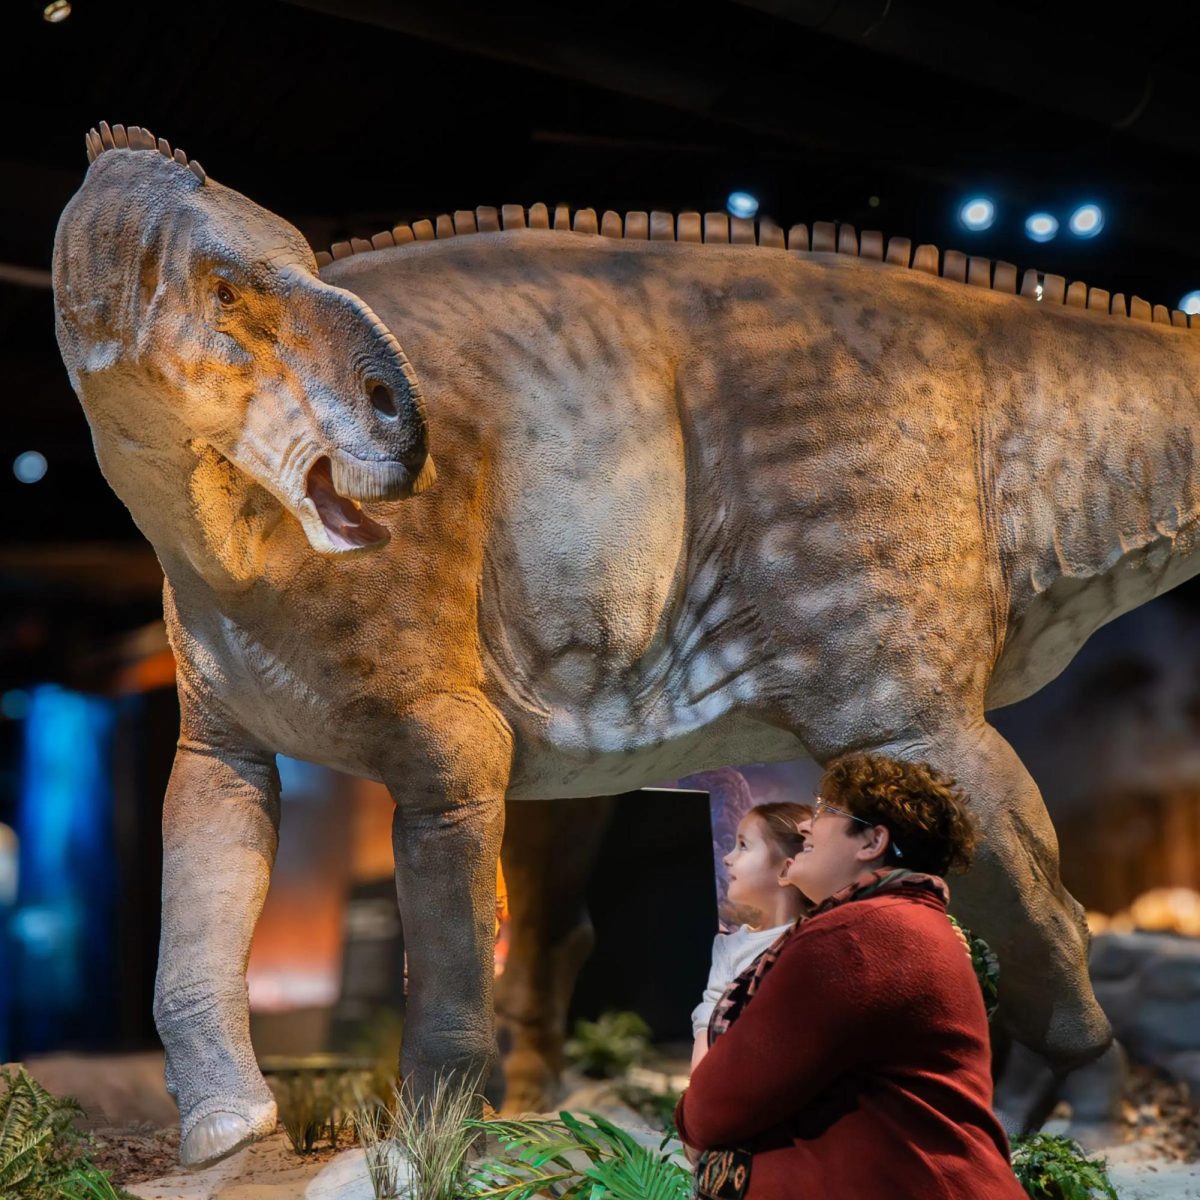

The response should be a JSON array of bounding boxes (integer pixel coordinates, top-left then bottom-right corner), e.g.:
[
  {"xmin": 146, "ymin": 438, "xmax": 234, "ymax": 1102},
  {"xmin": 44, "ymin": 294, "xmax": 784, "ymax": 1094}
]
[
  {"xmin": 912, "ymin": 244, "xmax": 939, "ymax": 275},
  {"xmin": 392, "ymin": 224, "xmax": 415, "ymax": 244},
  {"xmin": 993, "ymin": 262, "xmax": 1017, "ymax": 294},
  {"xmin": 435, "ymin": 214, "xmax": 455, "ymax": 239},
  {"xmin": 528, "ymin": 202, "xmax": 550, "ymax": 229},
  {"xmin": 371, "ymin": 231, "xmax": 396, "ymax": 250},
  {"xmin": 1020, "ymin": 269, "xmax": 1040, "ymax": 299},
  {"xmin": 187, "ymin": 159, "xmax": 206, "ymax": 183},
  {"xmin": 554, "ymin": 204, "xmax": 573, "ymax": 232},
  {"xmin": 601, "ymin": 210, "xmax": 622, "ymax": 238},
  {"xmin": 650, "ymin": 211, "xmax": 674, "ymax": 240},
  {"xmin": 1088, "ymin": 287, "xmax": 1110, "ymax": 314},
  {"xmin": 454, "ymin": 210, "xmax": 478, "ymax": 235},
  {"xmin": 331, "ymin": 241, "xmax": 353, "ymax": 260},
  {"xmin": 859, "ymin": 230, "xmax": 884, "ymax": 260},
  {"xmin": 476, "ymin": 206, "xmax": 500, "ymax": 233},
  {"xmin": 624, "ymin": 211, "xmax": 649, "ymax": 240},
  {"xmin": 1173, "ymin": 310, "xmax": 1189, "ymax": 328},
  {"xmin": 730, "ymin": 216, "xmax": 756, "ymax": 245},
  {"xmin": 885, "ymin": 236, "xmax": 910, "ymax": 267},
  {"xmin": 315, "ymin": 251, "xmax": 333, "ymax": 268},
  {"xmin": 811, "ymin": 222, "xmax": 836, "ymax": 253},
  {"xmin": 787, "ymin": 224, "xmax": 810, "ymax": 252},
  {"xmin": 1153, "ymin": 303, "xmax": 1171, "ymax": 324},
  {"xmin": 1043, "ymin": 274, "xmax": 1066, "ymax": 305},
  {"xmin": 1131, "ymin": 296, "xmax": 1152, "ymax": 322},
  {"xmin": 968, "ymin": 257, "xmax": 991, "ymax": 288},
  {"xmin": 758, "ymin": 218, "xmax": 786, "ymax": 249},
  {"xmin": 502, "ymin": 204, "xmax": 526, "ymax": 231},
  {"xmin": 157, "ymin": 136, "xmax": 172, "ymax": 159},
  {"xmin": 677, "ymin": 212, "xmax": 701, "ymax": 243},
  {"xmin": 98, "ymin": 121, "xmax": 116, "ymax": 149},
  {"xmin": 572, "ymin": 208, "xmax": 598, "ymax": 235},
  {"xmin": 112, "ymin": 124, "xmax": 129, "ymax": 149},
  {"xmin": 942, "ymin": 250, "xmax": 967, "ymax": 283},
  {"xmin": 411, "ymin": 219, "xmax": 435, "ymax": 241},
  {"xmin": 704, "ymin": 212, "xmax": 729, "ymax": 244},
  {"xmin": 837, "ymin": 224, "xmax": 858, "ymax": 256},
  {"xmin": 351, "ymin": 237, "xmax": 373, "ymax": 254},
  {"xmin": 1111, "ymin": 293, "xmax": 1127, "ymax": 317}
]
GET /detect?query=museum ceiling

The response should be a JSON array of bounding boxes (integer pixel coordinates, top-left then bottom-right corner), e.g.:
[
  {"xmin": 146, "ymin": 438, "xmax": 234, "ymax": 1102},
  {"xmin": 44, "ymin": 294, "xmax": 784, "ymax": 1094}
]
[{"xmin": 4, "ymin": 0, "xmax": 1200, "ymax": 675}]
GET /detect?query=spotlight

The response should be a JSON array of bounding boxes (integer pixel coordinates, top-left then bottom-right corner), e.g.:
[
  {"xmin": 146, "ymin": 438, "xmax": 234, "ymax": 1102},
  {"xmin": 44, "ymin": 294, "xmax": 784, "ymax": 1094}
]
[
  {"xmin": 1069, "ymin": 204, "xmax": 1104, "ymax": 238},
  {"xmin": 727, "ymin": 191, "xmax": 759, "ymax": 219},
  {"xmin": 868, "ymin": 195, "xmax": 881, "ymax": 208},
  {"xmin": 13, "ymin": 451, "xmax": 47, "ymax": 484},
  {"xmin": 43, "ymin": 0, "xmax": 71, "ymax": 21},
  {"xmin": 1181, "ymin": 291, "xmax": 1200, "ymax": 316},
  {"xmin": 960, "ymin": 198, "xmax": 995, "ymax": 231},
  {"xmin": 1025, "ymin": 213, "xmax": 1059, "ymax": 243}
]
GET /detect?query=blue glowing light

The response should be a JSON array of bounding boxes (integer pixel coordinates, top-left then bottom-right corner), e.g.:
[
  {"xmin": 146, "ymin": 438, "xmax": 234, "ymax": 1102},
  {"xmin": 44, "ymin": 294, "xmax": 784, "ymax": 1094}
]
[
  {"xmin": 726, "ymin": 191, "xmax": 759, "ymax": 219},
  {"xmin": 1025, "ymin": 213, "xmax": 1059, "ymax": 243},
  {"xmin": 13, "ymin": 452, "xmax": 47, "ymax": 484},
  {"xmin": 1069, "ymin": 204, "xmax": 1104, "ymax": 238},
  {"xmin": 960, "ymin": 198, "xmax": 995, "ymax": 231},
  {"xmin": 1181, "ymin": 291, "xmax": 1200, "ymax": 316}
]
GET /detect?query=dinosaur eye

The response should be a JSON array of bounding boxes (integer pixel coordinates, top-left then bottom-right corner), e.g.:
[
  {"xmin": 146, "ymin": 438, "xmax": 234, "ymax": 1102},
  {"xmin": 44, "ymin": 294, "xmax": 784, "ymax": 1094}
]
[{"xmin": 215, "ymin": 282, "xmax": 238, "ymax": 306}]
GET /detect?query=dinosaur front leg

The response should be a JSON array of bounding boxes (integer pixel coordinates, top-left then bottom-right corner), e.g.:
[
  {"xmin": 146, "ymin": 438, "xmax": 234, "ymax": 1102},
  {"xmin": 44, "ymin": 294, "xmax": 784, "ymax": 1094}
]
[
  {"xmin": 877, "ymin": 721, "xmax": 1111, "ymax": 1072},
  {"xmin": 495, "ymin": 796, "xmax": 616, "ymax": 1112},
  {"xmin": 388, "ymin": 693, "xmax": 513, "ymax": 1103},
  {"xmin": 154, "ymin": 738, "xmax": 281, "ymax": 1166}
]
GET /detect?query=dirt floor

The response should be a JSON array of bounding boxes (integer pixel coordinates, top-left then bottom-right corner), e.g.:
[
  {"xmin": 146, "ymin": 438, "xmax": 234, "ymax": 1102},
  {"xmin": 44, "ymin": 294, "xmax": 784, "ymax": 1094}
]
[{"xmin": 13, "ymin": 1052, "xmax": 1200, "ymax": 1197}]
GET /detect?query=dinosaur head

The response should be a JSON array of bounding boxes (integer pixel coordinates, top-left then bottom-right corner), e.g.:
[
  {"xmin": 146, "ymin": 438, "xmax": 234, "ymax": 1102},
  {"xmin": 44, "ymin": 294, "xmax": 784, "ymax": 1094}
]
[{"xmin": 52, "ymin": 123, "xmax": 435, "ymax": 557}]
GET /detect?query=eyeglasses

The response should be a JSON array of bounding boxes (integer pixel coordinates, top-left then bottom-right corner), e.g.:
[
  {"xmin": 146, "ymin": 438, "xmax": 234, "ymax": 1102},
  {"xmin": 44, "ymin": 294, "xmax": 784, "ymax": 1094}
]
[{"xmin": 812, "ymin": 797, "xmax": 904, "ymax": 859}]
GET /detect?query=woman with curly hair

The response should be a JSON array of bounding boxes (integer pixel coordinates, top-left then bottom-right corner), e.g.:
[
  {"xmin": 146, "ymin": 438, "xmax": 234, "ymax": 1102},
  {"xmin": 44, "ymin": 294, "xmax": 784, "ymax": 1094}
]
[{"xmin": 675, "ymin": 752, "xmax": 1024, "ymax": 1200}]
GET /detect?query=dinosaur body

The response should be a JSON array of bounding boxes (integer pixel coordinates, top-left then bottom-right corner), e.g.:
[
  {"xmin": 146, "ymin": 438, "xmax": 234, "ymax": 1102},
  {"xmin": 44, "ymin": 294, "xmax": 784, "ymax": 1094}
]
[{"xmin": 52, "ymin": 124, "xmax": 1200, "ymax": 1165}]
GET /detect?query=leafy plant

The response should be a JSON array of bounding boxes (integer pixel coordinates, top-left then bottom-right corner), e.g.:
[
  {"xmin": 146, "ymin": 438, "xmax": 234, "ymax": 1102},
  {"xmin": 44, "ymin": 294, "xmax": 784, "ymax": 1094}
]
[
  {"xmin": 0, "ymin": 1065, "xmax": 88, "ymax": 1199},
  {"xmin": 355, "ymin": 1069, "xmax": 482, "ymax": 1200},
  {"xmin": 1010, "ymin": 1133, "xmax": 1118, "ymax": 1200},
  {"xmin": 58, "ymin": 1161, "xmax": 137, "ymax": 1200},
  {"xmin": 564, "ymin": 1012, "xmax": 652, "ymax": 1079},
  {"xmin": 466, "ymin": 1110, "xmax": 691, "ymax": 1200},
  {"xmin": 949, "ymin": 914, "xmax": 1001, "ymax": 1019}
]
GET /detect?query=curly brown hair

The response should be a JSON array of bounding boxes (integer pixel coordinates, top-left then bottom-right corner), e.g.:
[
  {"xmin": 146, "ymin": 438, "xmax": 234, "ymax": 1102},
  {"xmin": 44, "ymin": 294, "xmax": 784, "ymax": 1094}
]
[{"xmin": 818, "ymin": 752, "xmax": 977, "ymax": 876}]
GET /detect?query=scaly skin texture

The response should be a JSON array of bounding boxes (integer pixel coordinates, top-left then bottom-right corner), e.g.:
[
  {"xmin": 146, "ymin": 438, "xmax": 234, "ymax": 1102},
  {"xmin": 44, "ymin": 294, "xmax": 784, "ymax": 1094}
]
[{"xmin": 52, "ymin": 131, "xmax": 1200, "ymax": 1163}]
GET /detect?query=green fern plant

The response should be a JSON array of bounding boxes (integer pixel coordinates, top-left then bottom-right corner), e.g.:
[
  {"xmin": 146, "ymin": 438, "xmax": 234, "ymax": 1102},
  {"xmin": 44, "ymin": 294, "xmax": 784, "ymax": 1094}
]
[
  {"xmin": 1011, "ymin": 1133, "xmax": 1118, "ymax": 1200},
  {"xmin": 466, "ymin": 1110, "xmax": 691, "ymax": 1200},
  {"xmin": 564, "ymin": 1012, "xmax": 652, "ymax": 1079},
  {"xmin": 0, "ymin": 1065, "xmax": 88, "ymax": 1199}
]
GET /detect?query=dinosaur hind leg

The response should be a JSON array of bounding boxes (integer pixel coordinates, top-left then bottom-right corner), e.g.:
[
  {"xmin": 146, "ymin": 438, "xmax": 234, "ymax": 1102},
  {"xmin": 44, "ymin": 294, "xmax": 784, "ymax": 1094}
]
[
  {"xmin": 495, "ymin": 795, "xmax": 616, "ymax": 1113},
  {"xmin": 869, "ymin": 720, "xmax": 1111, "ymax": 1071}
]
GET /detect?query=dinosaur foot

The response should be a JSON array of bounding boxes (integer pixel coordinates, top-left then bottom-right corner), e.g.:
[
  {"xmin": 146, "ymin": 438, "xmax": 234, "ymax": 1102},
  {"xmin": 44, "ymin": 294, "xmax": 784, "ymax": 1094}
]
[{"xmin": 181, "ymin": 1099, "xmax": 277, "ymax": 1168}]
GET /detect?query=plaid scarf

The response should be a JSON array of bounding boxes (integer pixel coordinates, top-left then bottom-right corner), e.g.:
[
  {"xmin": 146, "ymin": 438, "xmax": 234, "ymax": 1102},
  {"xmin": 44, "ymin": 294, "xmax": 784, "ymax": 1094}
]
[{"xmin": 693, "ymin": 868, "xmax": 950, "ymax": 1200}]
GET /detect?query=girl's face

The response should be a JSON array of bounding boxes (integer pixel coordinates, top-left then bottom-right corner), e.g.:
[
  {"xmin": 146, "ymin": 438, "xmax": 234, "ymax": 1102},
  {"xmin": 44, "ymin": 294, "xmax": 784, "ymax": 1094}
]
[{"xmin": 723, "ymin": 814, "xmax": 787, "ymax": 912}]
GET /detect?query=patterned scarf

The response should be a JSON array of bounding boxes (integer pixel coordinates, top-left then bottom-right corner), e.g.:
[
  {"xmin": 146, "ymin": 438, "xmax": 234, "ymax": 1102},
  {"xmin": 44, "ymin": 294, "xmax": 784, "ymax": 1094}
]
[{"xmin": 693, "ymin": 868, "xmax": 950, "ymax": 1200}]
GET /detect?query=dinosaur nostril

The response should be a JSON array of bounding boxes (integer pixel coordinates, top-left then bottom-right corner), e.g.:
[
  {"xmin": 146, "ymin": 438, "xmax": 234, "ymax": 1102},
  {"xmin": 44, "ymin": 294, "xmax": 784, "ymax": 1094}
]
[{"xmin": 370, "ymin": 383, "xmax": 398, "ymax": 419}]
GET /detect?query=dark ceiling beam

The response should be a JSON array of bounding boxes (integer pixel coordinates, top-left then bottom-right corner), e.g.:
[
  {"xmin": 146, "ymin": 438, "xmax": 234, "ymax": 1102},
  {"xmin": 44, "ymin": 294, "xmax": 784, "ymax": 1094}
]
[{"xmin": 734, "ymin": 0, "xmax": 1191, "ymax": 156}]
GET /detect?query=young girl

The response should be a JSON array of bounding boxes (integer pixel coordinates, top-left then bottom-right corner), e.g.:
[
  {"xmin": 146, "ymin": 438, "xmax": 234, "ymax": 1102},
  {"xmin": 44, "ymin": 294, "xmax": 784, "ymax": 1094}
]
[{"xmin": 691, "ymin": 801, "xmax": 810, "ymax": 1071}]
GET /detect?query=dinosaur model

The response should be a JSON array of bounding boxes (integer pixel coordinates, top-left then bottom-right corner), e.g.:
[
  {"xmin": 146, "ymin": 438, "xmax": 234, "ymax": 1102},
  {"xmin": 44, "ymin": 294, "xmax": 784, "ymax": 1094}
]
[{"xmin": 53, "ymin": 121, "xmax": 1197, "ymax": 1165}]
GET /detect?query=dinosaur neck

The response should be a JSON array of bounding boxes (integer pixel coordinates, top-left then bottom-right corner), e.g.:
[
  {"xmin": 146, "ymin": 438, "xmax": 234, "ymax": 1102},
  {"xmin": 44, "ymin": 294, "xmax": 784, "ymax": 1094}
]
[
  {"xmin": 92, "ymin": 419, "xmax": 280, "ymax": 594},
  {"xmin": 991, "ymin": 319, "xmax": 1200, "ymax": 702}
]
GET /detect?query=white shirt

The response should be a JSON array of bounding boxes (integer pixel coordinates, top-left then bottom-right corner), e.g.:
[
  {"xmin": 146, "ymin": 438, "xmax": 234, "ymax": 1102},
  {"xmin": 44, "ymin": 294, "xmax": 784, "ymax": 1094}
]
[{"xmin": 691, "ymin": 922, "xmax": 794, "ymax": 1038}]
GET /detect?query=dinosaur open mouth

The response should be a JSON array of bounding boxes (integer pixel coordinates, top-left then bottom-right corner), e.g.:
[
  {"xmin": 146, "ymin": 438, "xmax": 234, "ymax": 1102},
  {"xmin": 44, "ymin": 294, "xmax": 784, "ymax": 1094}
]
[{"xmin": 304, "ymin": 455, "xmax": 390, "ymax": 551}]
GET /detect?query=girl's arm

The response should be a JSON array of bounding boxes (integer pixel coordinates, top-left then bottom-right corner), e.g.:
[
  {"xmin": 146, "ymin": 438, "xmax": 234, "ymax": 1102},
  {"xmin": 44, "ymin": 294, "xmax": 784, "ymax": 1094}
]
[
  {"xmin": 690, "ymin": 1029, "xmax": 709, "ymax": 1073},
  {"xmin": 676, "ymin": 922, "xmax": 890, "ymax": 1151}
]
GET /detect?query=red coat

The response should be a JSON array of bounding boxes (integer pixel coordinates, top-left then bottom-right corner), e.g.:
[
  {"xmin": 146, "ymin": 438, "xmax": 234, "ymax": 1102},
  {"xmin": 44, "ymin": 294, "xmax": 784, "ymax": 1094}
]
[{"xmin": 675, "ymin": 887, "xmax": 1025, "ymax": 1199}]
